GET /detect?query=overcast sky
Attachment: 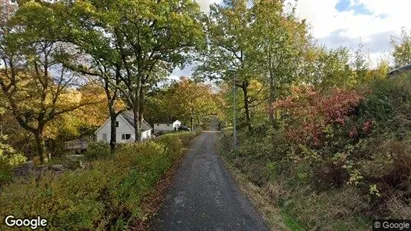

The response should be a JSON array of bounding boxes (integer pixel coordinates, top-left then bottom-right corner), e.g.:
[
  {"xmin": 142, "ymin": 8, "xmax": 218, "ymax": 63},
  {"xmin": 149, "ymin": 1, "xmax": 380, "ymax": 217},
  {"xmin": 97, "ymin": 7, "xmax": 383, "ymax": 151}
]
[{"xmin": 171, "ymin": 0, "xmax": 409, "ymax": 79}]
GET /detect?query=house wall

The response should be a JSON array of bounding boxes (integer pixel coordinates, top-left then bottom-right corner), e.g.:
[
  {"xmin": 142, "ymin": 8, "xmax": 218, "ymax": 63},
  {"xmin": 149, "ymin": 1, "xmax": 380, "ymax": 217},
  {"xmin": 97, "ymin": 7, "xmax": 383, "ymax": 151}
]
[
  {"xmin": 96, "ymin": 115, "xmax": 136, "ymax": 143},
  {"xmin": 154, "ymin": 121, "xmax": 181, "ymax": 133},
  {"xmin": 141, "ymin": 130, "xmax": 151, "ymax": 140},
  {"xmin": 153, "ymin": 123, "xmax": 174, "ymax": 133},
  {"xmin": 173, "ymin": 120, "xmax": 181, "ymax": 130}
]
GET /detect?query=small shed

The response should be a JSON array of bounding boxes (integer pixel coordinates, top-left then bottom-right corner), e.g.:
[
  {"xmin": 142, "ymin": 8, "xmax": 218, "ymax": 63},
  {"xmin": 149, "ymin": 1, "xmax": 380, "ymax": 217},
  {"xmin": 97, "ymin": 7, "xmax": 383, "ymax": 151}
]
[
  {"xmin": 153, "ymin": 120, "xmax": 181, "ymax": 133},
  {"xmin": 64, "ymin": 138, "xmax": 88, "ymax": 154}
]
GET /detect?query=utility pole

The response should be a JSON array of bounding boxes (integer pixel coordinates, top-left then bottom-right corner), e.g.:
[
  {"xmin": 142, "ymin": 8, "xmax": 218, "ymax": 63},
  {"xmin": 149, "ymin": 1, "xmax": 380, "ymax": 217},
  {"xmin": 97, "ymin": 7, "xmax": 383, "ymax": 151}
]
[
  {"xmin": 233, "ymin": 72, "xmax": 237, "ymax": 150},
  {"xmin": 191, "ymin": 111, "xmax": 193, "ymax": 131},
  {"xmin": 190, "ymin": 99, "xmax": 194, "ymax": 131}
]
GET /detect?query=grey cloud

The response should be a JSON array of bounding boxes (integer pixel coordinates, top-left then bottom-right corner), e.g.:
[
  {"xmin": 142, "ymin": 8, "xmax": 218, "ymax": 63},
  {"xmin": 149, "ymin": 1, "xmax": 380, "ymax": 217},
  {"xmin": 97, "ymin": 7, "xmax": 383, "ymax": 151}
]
[
  {"xmin": 318, "ymin": 29, "xmax": 359, "ymax": 50},
  {"xmin": 318, "ymin": 29, "xmax": 397, "ymax": 53},
  {"xmin": 365, "ymin": 31, "xmax": 396, "ymax": 53}
]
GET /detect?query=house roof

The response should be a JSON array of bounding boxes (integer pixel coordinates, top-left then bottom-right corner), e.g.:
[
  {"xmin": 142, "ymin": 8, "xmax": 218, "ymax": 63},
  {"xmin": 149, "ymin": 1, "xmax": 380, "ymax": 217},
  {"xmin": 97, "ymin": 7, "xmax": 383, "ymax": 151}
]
[
  {"xmin": 155, "ymin": 120, "xmax": 180, "ymax": 124},
  {"xmin": 121, "ymin": 111, "xmax": 152, "ymax": 131},
  {"xmin": 389, "ymin": 64, "xmax": 411, "ymax": 78}
]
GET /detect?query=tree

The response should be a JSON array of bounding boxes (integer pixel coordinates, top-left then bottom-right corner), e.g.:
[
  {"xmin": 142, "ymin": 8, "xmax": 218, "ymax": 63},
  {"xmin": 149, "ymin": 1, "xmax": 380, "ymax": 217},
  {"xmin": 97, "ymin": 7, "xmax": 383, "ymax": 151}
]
[
  {"xmin": 145, "ymin": 77, "xmax": 219, "ymax": 129},
  {"xmin": 303, "ymin": 46, "xmax": 354, "ymax": 90},
  {"xmin": 0, "ymin": 2, "xmax": 93, "ymax": 163},
  {"xmin": 251, "ymin": 0, "xmax": 309, "ymax": 125},
  {"xmin": 195, "ymin": 0, "xmax": 255, "ymax": 131},
  {"xmin": 0, "ymin": 110, "xmax": 27, "ymax": 184},
  {"xmin": 391, "ymin": 28, "xmax": 411, "ymax": 67},
  {"xmin": 366, "ymin": 54, "xmax": 390, "ymax": 80},
  {"xmin": 352, "ymin": 40, "xmax": 370, "ymax": 84},
  {"xmin": 64, "ymin": 0, "xmax": 205, "ymax": 142}
]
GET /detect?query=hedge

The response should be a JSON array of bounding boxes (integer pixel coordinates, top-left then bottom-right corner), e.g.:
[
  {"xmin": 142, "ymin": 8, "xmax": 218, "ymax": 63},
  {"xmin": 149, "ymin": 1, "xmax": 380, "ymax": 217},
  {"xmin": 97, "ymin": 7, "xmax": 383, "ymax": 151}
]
[{"xmin": 0, "ymin": 132, "xmax": 197, "ymax": 230}]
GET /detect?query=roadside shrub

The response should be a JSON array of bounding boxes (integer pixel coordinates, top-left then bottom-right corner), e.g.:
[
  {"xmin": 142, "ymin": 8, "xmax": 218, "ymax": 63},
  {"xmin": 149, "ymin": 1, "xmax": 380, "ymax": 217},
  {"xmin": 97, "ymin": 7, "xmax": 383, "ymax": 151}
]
[
  {"xmin": 275, "ymin": 86, "xmax": 364, "ymax": 147},
  {"xmin": 48, "ymin": 156, "xmax": 82, "ymax": 170},
  {"xmin": 0, "ymin": 133, "xmax": 192, "ymax": 230},
  {"xmin": 160, "ymin": 132, "xmax": 196, "ymax": 146},
  {"xmin": 0, "ymin": 159, "xmax": 12, "ymax": 185},
  {"xmin": 83, "ymin": 141, "xmax": 111, "ymax": 161},
  {"xmin": 219, "ymin": 76, "xmax": 411, "ymax": 230},
  {"xmin": 156, "ymin": 134, "xmax": 184, "ymax": 155},
  {"xmin": 358, "ymin": 76, "xmax": 411, "ymax": 139},
  {"xmin": 0, "ymin": 139, "xmax": 26, "ymax": 185},
  {"xmin": 282, "ymin": 186, "xmax": 369, "ymax": 230}
]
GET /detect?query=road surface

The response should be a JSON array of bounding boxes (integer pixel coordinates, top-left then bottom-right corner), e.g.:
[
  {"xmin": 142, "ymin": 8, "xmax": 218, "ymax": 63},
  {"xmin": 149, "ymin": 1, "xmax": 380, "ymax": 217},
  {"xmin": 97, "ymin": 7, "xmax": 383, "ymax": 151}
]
[{"xmin": 152, "ymin": 121, "xmax": 269, "ymax": 231}]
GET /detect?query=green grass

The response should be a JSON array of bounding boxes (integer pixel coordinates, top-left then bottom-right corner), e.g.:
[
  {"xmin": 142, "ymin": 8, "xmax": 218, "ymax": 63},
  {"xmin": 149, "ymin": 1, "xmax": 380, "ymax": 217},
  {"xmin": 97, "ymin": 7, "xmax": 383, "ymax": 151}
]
[
  {"xmin": 0, "ymin": 132, "xmax": 200, "ymax": 230},
  {"xmin": 280, "ymin": 210, "xmax": 305, "ymax": 231}
]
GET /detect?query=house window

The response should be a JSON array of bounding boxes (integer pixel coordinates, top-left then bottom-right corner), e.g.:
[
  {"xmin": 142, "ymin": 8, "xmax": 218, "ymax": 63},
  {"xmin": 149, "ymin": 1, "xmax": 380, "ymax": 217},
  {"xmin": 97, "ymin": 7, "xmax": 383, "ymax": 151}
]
[
  {"xmin": 167, "ymin": 124, "xmax": 170, "ymax": 126},
  {"xmin": 116, "ymin": 121, "xmax": 119, "ymax": 127},
  {"xmin": 102, "ymin": 134, "xmax": 107, "ymax": 141},
  {"xmin": 122, "ymin": 134, "xmax": 131, "ymax": 140}
]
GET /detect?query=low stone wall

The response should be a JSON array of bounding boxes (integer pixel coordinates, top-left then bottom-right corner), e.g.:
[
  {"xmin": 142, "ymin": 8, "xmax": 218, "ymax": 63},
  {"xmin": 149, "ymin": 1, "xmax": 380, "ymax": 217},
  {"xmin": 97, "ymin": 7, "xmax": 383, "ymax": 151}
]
[
  {"xmin": 12, "ymin": 161, "xmax": 67, "ymax": 178},
  {"xmin": 12, "ymin": 161, "xmax": 34, "ymax": 177}
]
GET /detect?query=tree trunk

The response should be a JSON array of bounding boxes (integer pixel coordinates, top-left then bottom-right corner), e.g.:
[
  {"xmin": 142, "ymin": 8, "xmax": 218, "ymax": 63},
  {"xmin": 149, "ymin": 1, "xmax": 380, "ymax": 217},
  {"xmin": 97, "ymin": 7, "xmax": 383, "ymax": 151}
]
[
  {"xmin": 133, "ymin": 107, "xmax": 140, "ymax": 142},
  {"xmin": 109, "ymin": 112, "xmax": 117, "ymax": 154},
  {"xmin": 268, "ymin": 49, "xmax": 275, "ymax": 125},
  {"xmin": 131, "ymin": 78, "xmax": 142, "ymax": 142},
  {"xmin": 34, "ymin": 130, "xmax": 46, "ymax": 164},
  {"xmin": 241, "ymin": 83, "xmax": 252, "ymax": 131},
  {"xmin": 190, "ymin": 113, "xmax": 193, "ymax": 131},
  {"xmin": 139, "ymin": 86, "xmax": 145, "ymax": 139},
  {"xmin": 268, "ymin": 73, "xmax": 275, "ymax": 125}
]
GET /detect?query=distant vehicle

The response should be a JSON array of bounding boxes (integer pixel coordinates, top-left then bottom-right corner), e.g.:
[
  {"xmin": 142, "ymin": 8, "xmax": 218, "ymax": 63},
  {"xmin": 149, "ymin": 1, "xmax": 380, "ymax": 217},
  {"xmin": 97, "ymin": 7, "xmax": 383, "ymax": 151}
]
[
  {"xmin": 178, "ymin": 125, "xmax": 190, "ymax": 131},
  {"xmin": 388, "ymin": 64, "xmax": 411, "ymax": 78}
]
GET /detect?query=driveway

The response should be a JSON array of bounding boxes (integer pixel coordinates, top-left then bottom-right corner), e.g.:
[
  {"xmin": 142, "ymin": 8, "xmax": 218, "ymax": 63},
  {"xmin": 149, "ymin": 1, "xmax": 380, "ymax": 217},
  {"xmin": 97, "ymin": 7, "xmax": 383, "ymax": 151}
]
[{"xmin": 152, "ymin": 120, "xmax": 269, "ymax": 231}]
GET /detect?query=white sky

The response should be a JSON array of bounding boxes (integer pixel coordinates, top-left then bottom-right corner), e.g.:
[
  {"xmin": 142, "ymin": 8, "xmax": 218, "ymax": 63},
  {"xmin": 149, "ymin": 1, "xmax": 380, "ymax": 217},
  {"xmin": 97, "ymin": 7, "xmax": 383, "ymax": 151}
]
[
  {"xmin": 171, "ymin": 0, "xmax": 409, "ymax": 78},
  {"xmin": 289, "ymin": 0, "xmax": 411, "ymax": 67}
]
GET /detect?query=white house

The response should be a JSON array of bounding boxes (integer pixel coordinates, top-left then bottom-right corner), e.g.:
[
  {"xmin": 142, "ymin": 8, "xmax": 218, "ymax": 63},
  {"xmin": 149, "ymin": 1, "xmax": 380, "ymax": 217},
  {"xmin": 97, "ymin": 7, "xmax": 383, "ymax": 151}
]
[
  {"xmin": 95, "ymin": 111, "xmax": 153, "ymax": 143},
  {"xmin": 153, "ymin": 120, "xmax": 181, "ymax": 133}
]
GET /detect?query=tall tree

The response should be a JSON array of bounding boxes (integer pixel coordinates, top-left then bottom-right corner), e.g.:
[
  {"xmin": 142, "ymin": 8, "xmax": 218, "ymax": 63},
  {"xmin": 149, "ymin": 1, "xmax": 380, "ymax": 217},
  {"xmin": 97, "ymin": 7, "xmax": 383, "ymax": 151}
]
[
  {"xmin": 367, "ymin": 54, "xmax": 390, "ymax": 80},
  {"xmin": 352, "ymin": 40, "xmax": 369, "ymax": 84},
  {"xmin": 391, "ymin": 28, "xmax": 411, "ymax": 67},
  {"xmin": 145, "ymin": 77, "xmax": 219, "ymax": 128},
  {"xmin": 0, "ymin": 1, "xmax": 93, "ymax": 163},
  {"xmin": 195, "ymin": 0, "xmax": 254, "ymax": 131},
  {"xmin": 302, "ymin": 46, "xmax": 354, "ymax": 90},
  {"xmin": 57, "ymin": 10, "xmax": 128, "ymax": 153},
  {"xmin": 251, "ymin": 0, "xmax": 308, "ymax": 125},
  {"xmin": 68, "ymin": 0, "xmax": 205, "ymax": 142}
]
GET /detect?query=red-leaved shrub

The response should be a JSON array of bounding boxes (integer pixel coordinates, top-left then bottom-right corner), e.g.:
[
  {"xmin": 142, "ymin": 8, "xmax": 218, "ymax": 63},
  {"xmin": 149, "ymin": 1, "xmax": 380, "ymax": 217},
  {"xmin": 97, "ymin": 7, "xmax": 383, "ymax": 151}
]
[{"xmin": 275, "ymin": 86, "xmax": 364, "ymax": 146}]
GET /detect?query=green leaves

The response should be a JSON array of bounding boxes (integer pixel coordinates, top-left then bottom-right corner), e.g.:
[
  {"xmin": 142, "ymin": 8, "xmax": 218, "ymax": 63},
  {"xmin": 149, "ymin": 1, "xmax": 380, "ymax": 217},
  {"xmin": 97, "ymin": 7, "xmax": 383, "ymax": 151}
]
[
  {"xmin": 145, "ymin": 77, "xmax": 219, "ymax": 125},
  {"xmin": 391, "ymin": 28, "xmax": 411, "ymax": 67}
]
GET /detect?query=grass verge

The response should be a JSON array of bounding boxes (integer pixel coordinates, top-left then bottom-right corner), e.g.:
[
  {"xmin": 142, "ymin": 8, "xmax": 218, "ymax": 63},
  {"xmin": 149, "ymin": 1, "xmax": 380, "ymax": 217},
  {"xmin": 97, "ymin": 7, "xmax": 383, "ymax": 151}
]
[{"xmin": 0, "ymin": 132, "xmax": 200, "ymax": 230}]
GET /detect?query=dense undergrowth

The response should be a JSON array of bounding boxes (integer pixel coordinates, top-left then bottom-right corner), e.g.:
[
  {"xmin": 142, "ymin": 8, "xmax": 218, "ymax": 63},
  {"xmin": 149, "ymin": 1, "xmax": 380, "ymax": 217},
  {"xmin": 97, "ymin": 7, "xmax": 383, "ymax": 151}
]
[
  {"xmin": 0, "ymin": 132, "xmax": 198, "ymax": 230},
  {"xmin": 220, "ymin": 76, "xmax": 411, "ymax": 230}
]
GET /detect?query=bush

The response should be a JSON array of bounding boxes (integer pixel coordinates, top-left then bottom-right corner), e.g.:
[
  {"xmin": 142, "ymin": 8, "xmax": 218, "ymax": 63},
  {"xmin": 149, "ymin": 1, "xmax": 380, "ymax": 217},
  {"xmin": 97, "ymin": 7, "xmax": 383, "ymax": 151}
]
[
  {"xmin": 219, "ymin": 77, "xmax": 411, "ymax": 230},
  {"xmin": 358, "ymin": 76, "xmax": 411, "ymax": 139},
  {"xmin": 0, "ymin": 135, "xmax": 188, "ymax": 230},
  {"xmin": 48, "ymin": 156, "xmax": 82, "ymax": 170},
  {"xmin": 83, "ymin": 141, "xmax": 111, "ymax": 161},
  {"xmin": 0, "ymin": 139, "xmax": 26, "ymax": 185},
  {"xmin": 281, "ymin": 186, "xmax": 369, "ymax": 230},
  {"xmin": 159, "ymin": 131, "xmax": 196, "ymax": 146},
  {"xmin": 0, "ymin": 159, "xmax": 12, "ymax": 185},
  {"xmin": 275, "ymin": 86, "xmax": 364, "ymax": 147}
]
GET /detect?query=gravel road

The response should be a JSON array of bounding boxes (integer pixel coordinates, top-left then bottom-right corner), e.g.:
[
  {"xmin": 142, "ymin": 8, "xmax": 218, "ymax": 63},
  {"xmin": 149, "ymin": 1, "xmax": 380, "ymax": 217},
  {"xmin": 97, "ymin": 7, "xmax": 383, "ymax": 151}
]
[{"xmin": 152, "ymin": 120, "xmax": 269, "ymax": 231}]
